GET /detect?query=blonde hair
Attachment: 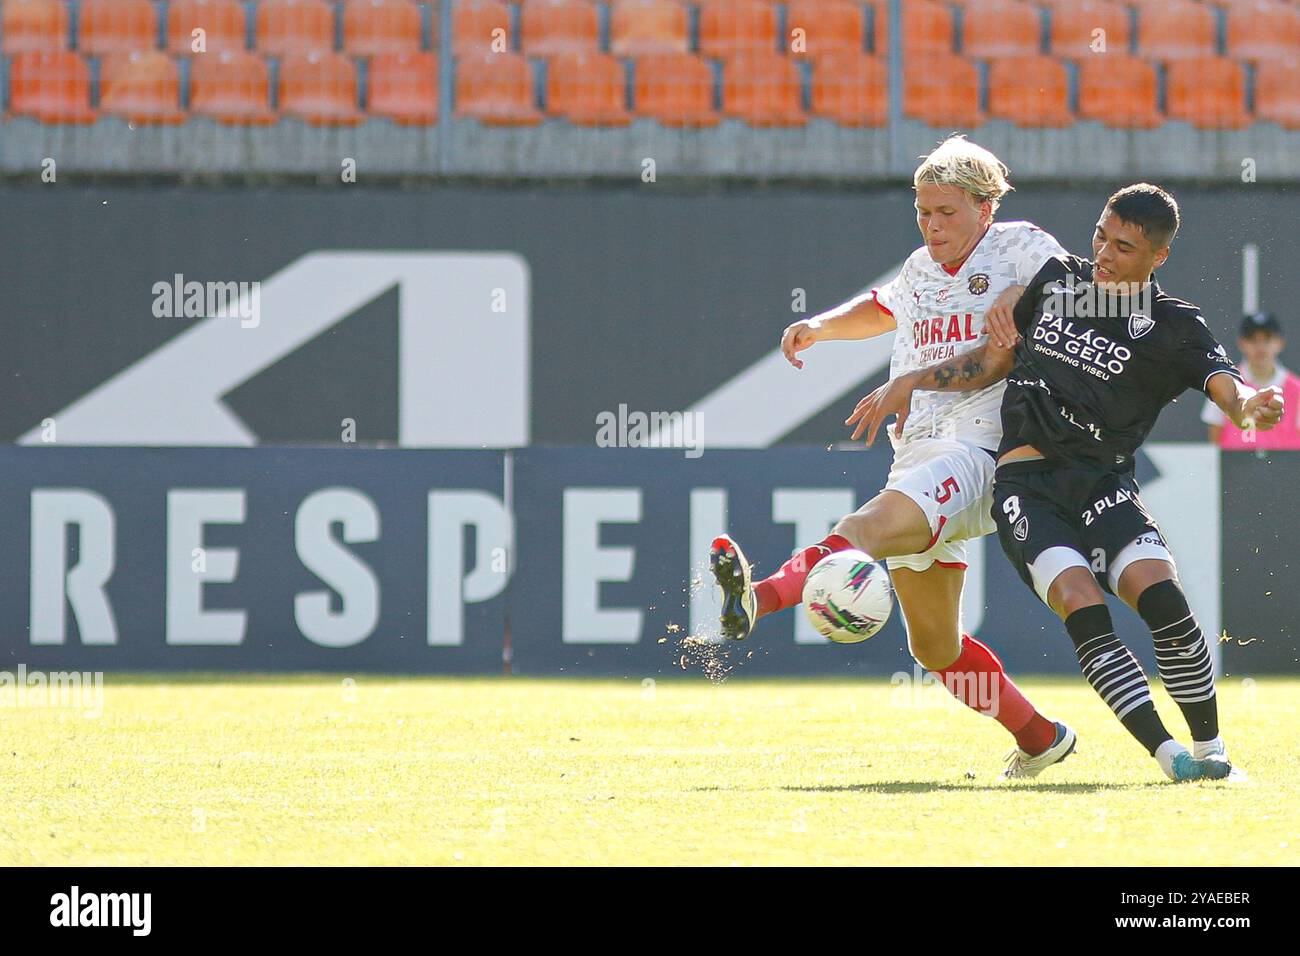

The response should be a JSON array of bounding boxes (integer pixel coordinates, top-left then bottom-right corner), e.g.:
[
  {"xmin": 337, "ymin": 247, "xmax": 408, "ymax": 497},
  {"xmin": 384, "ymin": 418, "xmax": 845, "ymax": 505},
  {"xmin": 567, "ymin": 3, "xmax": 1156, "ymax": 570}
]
[{"xmin": 913, "ymin": 135, "xmax": 1013, "ymax": 213}]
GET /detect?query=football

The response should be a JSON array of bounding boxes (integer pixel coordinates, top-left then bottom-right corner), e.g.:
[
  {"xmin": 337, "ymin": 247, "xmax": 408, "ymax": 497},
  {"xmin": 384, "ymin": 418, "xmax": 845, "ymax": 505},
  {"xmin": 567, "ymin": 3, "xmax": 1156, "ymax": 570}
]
[{"xmin": 802, "ymin": 550, "xmax": 895, "ymax": 644}]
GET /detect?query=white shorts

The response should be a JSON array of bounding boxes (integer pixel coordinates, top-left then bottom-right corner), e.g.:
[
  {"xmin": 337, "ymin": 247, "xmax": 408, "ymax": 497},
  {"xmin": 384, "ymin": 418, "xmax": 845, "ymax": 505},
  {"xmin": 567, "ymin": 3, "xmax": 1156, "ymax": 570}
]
[{"xmin": 878, "ymin": 438, "xmax": 998, "ymax": 573}]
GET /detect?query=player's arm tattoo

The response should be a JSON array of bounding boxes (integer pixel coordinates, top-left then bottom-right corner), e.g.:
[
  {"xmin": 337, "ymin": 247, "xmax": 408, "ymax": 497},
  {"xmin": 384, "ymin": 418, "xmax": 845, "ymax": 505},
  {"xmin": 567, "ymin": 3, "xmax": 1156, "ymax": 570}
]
[{"xmin": 910, "ymin": 343, "xmax": 1012, "ymax": 392}]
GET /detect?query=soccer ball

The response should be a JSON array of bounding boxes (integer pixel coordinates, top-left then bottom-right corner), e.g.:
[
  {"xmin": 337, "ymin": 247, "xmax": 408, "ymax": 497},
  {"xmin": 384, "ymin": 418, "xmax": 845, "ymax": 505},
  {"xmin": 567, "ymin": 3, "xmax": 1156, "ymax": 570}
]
[{"xmin": 802, "ymin": 550, "xmax": 894, "ymax": 644}]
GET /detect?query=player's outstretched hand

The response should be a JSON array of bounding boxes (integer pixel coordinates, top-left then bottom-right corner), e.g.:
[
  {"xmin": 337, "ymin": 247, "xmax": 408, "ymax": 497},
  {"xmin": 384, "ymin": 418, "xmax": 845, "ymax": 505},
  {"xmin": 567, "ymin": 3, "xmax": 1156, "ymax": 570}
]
[
  {"xmin": 1243, "ymin": 385, "xmax": 1285, "ymax": 431},
  {"xmin": 781, "ymin": 319, "xmax": 820, "ymax": 369},
  {"xmin": 986, "ymin": 285, "xmax": 1024, "ymax": 350},
  {"xmin": 845, "ymin": 375, "xmax": 914, "ymax": 446}
]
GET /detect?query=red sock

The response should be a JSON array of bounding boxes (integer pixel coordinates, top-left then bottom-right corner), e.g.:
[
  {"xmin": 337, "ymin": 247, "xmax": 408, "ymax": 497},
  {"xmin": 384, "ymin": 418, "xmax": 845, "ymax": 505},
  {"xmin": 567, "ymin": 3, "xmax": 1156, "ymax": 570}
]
[
  {"xmin": 753, "ymin": 533, "xmax": 855, "ymax": 618},
  {"xmin": 932, "ymin": 634, "xmax": 1057, "ymax": 755}
]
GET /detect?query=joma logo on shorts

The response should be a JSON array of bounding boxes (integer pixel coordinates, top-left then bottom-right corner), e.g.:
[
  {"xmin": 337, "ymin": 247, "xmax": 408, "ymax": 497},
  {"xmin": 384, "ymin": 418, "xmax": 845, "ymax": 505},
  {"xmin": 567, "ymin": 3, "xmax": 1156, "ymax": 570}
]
[{"xmin": 1082, "ymin": 489, "xmax": 1134, "ymax": 525}]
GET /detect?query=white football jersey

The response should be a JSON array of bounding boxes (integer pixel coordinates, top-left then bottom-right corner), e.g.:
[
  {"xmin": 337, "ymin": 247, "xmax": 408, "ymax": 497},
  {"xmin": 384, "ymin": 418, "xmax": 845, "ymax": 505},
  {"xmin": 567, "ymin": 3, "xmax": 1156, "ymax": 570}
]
[{"xmin": 871, "ymin": 221, "xmax": 1067, "ymax": 451}]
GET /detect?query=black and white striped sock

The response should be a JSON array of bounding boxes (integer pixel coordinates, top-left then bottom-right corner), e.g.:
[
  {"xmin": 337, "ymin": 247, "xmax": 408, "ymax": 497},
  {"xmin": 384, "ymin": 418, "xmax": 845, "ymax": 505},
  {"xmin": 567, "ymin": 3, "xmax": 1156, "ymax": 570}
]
[
  {"xmin": 1138, "ymin": 580, "xmax": 1219, "ymax": 742},
  {"xmin": 1065, "ymin": 604, "xmax": 1173, "ymax": 756}
]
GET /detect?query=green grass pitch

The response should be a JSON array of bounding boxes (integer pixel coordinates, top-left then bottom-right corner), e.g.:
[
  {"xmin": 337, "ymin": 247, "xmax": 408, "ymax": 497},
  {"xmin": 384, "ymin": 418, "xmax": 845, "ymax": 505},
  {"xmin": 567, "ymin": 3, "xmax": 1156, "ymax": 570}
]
[{"xmin": 2, "ymin": 674, "xmax": 1297, "ymax": 866}]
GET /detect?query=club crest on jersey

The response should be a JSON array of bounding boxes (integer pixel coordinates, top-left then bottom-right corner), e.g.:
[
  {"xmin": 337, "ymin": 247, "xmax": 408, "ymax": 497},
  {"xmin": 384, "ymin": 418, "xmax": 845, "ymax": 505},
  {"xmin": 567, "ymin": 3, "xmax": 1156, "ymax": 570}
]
[
  {"xmin": 1128, "ymin": 312, "xmax": 1155, "ymax": 339},
  {"xmin": 968, "ymin": 273, "xmax": 990, "ymax": 295}
]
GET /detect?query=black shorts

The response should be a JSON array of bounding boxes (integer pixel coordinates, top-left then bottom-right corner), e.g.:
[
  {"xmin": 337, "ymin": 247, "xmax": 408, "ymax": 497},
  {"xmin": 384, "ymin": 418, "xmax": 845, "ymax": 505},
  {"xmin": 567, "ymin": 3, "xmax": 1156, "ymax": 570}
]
[{"xmin": 991, "ymin": 459, "xmax": 1166, "ymax": 599}]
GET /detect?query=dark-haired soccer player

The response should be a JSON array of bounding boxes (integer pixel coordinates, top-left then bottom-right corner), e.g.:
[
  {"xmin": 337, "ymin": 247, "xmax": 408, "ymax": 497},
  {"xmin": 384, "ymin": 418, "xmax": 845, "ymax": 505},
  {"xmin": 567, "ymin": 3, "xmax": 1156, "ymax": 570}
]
[
  {"xmin": 850, "ymin": 184, "xmax": 1284, "ymax": 781},
  {"xmin": 711, "ymin": 136, "xmax": 1077, "ymax": 779}
]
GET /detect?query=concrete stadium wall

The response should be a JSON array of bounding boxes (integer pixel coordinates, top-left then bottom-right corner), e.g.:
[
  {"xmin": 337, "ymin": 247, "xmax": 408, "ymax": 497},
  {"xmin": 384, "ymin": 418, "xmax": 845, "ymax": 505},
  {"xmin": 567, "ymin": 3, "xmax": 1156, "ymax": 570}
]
[{"xmin": 2, "ymin": 182, "xmax": 1298, "ymax": 447}]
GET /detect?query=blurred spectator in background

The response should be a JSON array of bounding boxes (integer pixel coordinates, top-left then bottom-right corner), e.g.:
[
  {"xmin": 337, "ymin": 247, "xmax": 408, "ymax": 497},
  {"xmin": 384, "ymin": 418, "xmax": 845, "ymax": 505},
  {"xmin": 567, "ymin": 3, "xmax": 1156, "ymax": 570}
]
[{"xmin": 1202, "ymin": 312, "xmax": 1300, "ymax": 449}]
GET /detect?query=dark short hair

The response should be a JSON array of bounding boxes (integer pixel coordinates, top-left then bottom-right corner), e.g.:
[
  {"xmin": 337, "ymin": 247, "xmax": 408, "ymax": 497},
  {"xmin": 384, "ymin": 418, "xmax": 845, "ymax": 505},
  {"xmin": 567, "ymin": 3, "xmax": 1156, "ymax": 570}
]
[
  {"xmin": 1106, "ymin": 183, "xmax": 1180, "ymax": 249},
  {"xmin": 1240, "ymin": 311, "xmax": 1283, "ymax": 338}
]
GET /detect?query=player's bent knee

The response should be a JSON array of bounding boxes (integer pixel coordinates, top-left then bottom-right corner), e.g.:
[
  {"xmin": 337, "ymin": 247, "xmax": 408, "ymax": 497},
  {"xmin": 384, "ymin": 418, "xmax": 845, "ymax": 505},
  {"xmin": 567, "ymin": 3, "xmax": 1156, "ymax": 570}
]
[
  {"xmin": 1051, "ymin": 587, "xmax": 1106, "ymax": 619},
  {"xmin": 1041, "ymin": 563, "xmax": 1106, "ymax": 619},
  {"xmin": 834, "ymin": 493, "xmax": 931, "ymax": 558},
  {"xmin": 1115, "ymin": 554, "xmax": 1177, "ymax": 608},
  {"xmin": 831, "ymin": 513, "xmax": 871, "ymax": 552},
  {"xmin": 907, "ymin": 627, "xmax": 962, "ymax": 671}
]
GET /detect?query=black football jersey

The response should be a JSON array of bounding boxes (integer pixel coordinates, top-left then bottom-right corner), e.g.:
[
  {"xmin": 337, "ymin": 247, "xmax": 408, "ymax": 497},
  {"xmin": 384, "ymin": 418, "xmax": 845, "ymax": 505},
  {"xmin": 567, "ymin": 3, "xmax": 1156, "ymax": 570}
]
[{"xmin": 1000, "ymin": 254, "xmax": 1242, "ymax": 471}]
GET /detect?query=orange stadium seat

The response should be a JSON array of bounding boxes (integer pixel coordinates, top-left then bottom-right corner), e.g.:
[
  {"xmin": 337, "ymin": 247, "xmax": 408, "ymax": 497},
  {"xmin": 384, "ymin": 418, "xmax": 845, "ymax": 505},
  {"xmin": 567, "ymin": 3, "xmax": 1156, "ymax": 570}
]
[
  {"xmin": 257, "ymin": 0, "xmax": 335, "ymax": 57},
  {"xmin": 78, "ymin": 0, "xmax": 158, "ymax": 57},
  {"xmin": 368, "ymin": 51, "xmax": 438, "ymax": 124},
  {"xmin": 987, "ymin": 55, "xmax": 1072, "ymax": 127},
  {"xmin": 167, "ymin": 0, "xmax": 247, "ymax": 57},
  {"xmin": 99, "ymin": 50, "xmax": 185, "ymax": 124},
  {"xmin": 721, "ymin": 52, "xmax": 806, "ymax": 126},
  {"xmin": 632, "ymin": 52, "xmax": 720, "ymax": 126},
  {"xmin": 2, "ymin": 0, "xmax": 69, "ymax": 54},
  {"xmin": 456, "ymin": 52, "xmax": 544, "ymax": 125},
  {"xmin": 1165, "ymin": 57, "xmax": 1250, "ymax": 129},
  {"xmin": 1136, "ymin": 0, "xmax": 1216, "ymax": 61},
  {"xmin": 873, "ymin": 0, "xmax": 954, "ymax": 58},
  {"xmin": 699, "ymin": 0, "xmax": 778, "ymax": 59},
  {"xmin": 546, "ymin": 51, "xmax": 631, "ymax": 125},
  {"xmin": 8, "ymin": 50, "xmax": 96, "ymax": 123},
  {"xmin": 786, "ymin": 0, "xmax": 865, "ymax": 59},
  {"xmin": 903, "ymin": 53, "xmax": 982, "ymax": 127},
  {"xmin": 961, "ymin": 0, "xmax": 1042, "ymax": 59},
  {"xmin": 610, "ymin": 0, "xmax": 689, "ymax": 56},
  {"xmin": 453, "ymin": 0, "xmax": 512, "ymax": 55},
  {"xmin": 520, "ymin": 0, "xmax": 599, "ymax": 57},
  {"xmin": 1226, "ymin": 0, "xmax": 1300, "ymax": 62},
  {"xmin": 1050, "ymin": 0, "xmax": 1131, "ymax": 61},
  {"xmin": 810, "ymin": 51, "xmax": 886, "ymax": 126},
  {"xmin": 1255, "ymin": 57, "xmax": 1300, "ymax": 129},
  {"xmin": 1077, "ymin": 54, "xmax": 1162, "ymax": 128},
  {"xmin": 190, "ymin": 48, "xmax": 276, "ymax": 124},
  {"xmin": 279, "ymin": 51, "xmax": 363, "ymax": 125},
  {"xmin": 343, "ymin": 0, "xmax": 422, "ymax": 57}
]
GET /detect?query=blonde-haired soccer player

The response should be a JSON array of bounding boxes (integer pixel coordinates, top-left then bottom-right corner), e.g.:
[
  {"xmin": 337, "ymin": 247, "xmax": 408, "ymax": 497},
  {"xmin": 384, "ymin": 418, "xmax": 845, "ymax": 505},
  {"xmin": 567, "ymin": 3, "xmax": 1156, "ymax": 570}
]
[{"xmin": 710, "ymin": 136, "xmax": 1073, "ymax": 778}]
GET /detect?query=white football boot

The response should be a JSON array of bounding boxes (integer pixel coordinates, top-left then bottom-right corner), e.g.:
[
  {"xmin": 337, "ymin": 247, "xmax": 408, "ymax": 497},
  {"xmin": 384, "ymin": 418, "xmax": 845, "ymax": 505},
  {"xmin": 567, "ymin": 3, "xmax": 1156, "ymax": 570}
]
[
  {"xmin": 1000, "ymin": 721, "xmax": 1078, "ymax": 781},
  {"xmin": 709, "ymin": 534, "xmax": 757, "ymax": 641}
]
